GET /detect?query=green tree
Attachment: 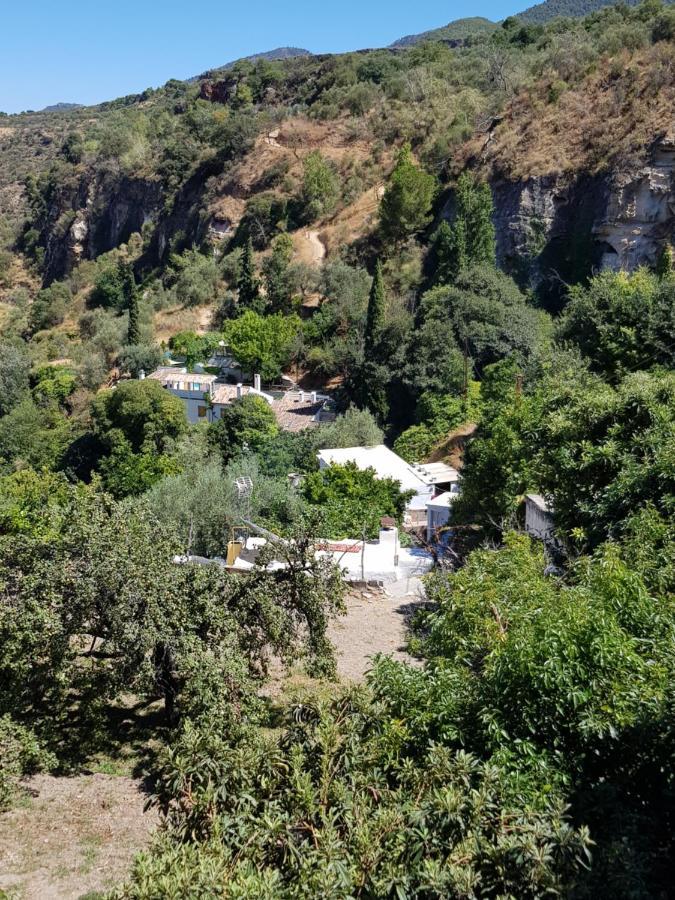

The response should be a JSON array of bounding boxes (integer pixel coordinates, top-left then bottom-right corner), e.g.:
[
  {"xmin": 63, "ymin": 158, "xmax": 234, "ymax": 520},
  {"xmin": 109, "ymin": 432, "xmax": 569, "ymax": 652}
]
[
  {"xmin": 379, "ymin": 144, "xmax": 436, "ymax": 244},
  {"xmin": 172, "ymin": 249, "xmax": 219, "ymax": 308},
  {"xmin": 435, "ymin": 173, "xmax": 496, "ymax": 283},
  {"xmin": 29, "ymin": 282, "xmax": 71, "ymax": 332},
  {"xmin": 533, "ymin": 369, "xmax": 675, "ymax": 548},
  {"xmin": 117, "ymin": 344, "xmax": 162, "ymax": 379},
  {"xmin": 0, "ymin": 489, "xmax": 343, "ymax": 735},
  {"xmin": 0, "ymin": 340, "xmax": 30, "ymax": 416},
  {"xmin": 655, "ymin": 243, "xmax": 673, "ymax": 279},
  {"xmin": 300, "ymin": 150, "xmax": 339, "ymax": 222},
  {"xmin": 223, "ymin": 311, "xmax": 301, "ymax": 381},
  {"xmin": 237, "ymin": 238, "xmax": 261, "ymax": 311},
  {"xmin": 558, "ymin": 268, "xmax": 675, "ymax": 378},
  {"xmin": 127, "ymin": 283, "xmax": 141, "ymax": 345},
  {"xmin": 90, "ymin": 259, "xmax": 135, "ymax": 311},
  {"xmin": 419, "ymin": 265, "xmax": 552, "ymax": 373},
  {"xmin": 209, "ymin": 395, "xmax": 279, "ymax": 465},
  {"xmin": 168, "ymin": 331, "xmax": 221, "ymax": 369},
  {"xmin": 364, "ymin": 259, "xmax": 386, "ymax": 356},
  {"xmin": 302, "ymin": 461, "xmax": 412, "ymax": 538},
  {"xmin": 91, "ymin": 379, "xmax": 187, "ymax": 455},
  {"xmin": 315, "ymin": 406, "xmax": 383, "ymax": 449},
  {"xmin": 263, "ymin": 233, "xmax": 295, "ymax": 314}
]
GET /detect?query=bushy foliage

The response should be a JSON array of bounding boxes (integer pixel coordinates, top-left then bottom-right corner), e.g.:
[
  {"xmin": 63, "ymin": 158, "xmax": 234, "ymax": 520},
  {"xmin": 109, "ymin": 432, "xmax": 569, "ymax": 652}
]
[
  {"xmin": 379, "ymin": 144, "xmax": 436, "ymax": 244},
  {"xmin": 0, "ymin": 339, "xmax": 31, "ymax": 415},
  {"xmin": 209, "ymin": 395, "xmax": 279, "ymax": 465},
  {"xmin": 299, "ymin": 150, "xmax": 339, "ymax": 222},
  {"xmin": 0, "ymin": 488, "xmax": 344, "ymax": 737},
  {"xmin": 559, "ymin": 268, "xmax": 675, "ymax": 377},
  {"xmin": 223, "ymin": 310, "xmax": 301, "ymax": 381},
  {"xmin": 0, "ymin": 715, "xmax": 56, "ymax": 810},
  {"xmin": 302, "ymin": 461, "xmax": 411, "ymax": 538}
]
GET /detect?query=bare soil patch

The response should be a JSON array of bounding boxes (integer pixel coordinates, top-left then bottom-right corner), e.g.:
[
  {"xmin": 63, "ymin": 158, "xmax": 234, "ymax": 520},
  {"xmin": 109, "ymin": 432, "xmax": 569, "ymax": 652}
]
[
  {"xmin": 0, "ymin": 773, "xmax": 158, "ymax": 900},
  {"xmin": 328, "ymin": 586, "xmax": 425, "ymax": 682}
]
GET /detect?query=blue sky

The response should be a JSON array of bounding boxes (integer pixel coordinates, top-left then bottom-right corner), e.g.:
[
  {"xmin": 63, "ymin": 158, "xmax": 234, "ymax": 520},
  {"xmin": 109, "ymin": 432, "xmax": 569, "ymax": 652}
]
[{"xmin": 1, "ymin": 0, "xmax": 523, "ymax": 114}]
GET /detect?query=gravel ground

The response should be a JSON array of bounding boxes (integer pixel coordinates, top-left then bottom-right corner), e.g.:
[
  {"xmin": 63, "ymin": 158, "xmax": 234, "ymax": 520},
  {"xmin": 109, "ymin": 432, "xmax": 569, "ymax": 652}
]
[
  {"xmin": 0, "ymin": 773, "xmax": 157, "ymax": 900},
  {"xmin": 328, "ymin": 580, "xmax": 427, "ymax": 681}
]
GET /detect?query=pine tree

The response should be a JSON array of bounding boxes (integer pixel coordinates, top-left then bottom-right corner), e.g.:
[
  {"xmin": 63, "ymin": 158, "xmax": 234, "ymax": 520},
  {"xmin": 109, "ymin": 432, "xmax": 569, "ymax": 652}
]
[
  {"xmin": 127, "ymin": 285, "xmax": 140, "ymax": 345},
  {"xmin": 379, "ymin": 144, "xmax": 436, "ymax": 244},
  {"xmin": 364, "ymin": 260, "xmax": 386, "ymax": 356},
  {"xmin": 237, "ymin": 238, "xmax": 260, "ymax": 310}
]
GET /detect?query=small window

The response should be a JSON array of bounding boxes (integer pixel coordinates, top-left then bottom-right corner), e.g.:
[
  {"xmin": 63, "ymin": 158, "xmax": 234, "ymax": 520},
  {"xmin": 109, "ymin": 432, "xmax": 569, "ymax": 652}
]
[{"xmin": 197, "ymin": 405, "xmax": 207, "ymax": 418}]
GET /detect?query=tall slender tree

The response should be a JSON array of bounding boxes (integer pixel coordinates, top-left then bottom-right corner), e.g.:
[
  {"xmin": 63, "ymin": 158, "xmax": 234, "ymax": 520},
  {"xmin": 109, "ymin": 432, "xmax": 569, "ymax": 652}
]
[
  {"xmin": 364, "ymin": 260, "xmax": 386, "ymax": 356},
  {"xmin": 237, "ymin": 238, "xmax": 260, "ymax": 310},
  {"xmin": 127, "ymin": 283, "xmax": 140, "ymax": 346}
]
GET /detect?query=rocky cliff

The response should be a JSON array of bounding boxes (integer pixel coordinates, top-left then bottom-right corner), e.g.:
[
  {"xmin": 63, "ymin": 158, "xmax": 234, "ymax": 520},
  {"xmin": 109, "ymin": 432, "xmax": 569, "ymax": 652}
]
[{"xmin": 482, "ymin": 132, "xmax": 675, "ymax": 304}]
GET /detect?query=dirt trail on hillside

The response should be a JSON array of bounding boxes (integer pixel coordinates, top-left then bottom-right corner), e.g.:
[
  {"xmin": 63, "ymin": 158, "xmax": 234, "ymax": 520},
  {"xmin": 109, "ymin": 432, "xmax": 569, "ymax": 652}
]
[
  {"xmin": 0, "ymin": 773, "xmax": 158, "ymax": 899},
  {"xmin": 294, "ymin": 229, "xmax": 326, "ymax": 267}
]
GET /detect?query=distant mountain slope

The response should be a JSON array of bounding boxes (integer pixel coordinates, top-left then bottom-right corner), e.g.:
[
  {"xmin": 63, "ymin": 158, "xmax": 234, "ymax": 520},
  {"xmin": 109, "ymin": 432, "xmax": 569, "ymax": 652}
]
[
  {"xmin": 40, "ymin": 102, "xmax": 82, "ymax": 113},
  {"xmin": 391, "ymin": 17, "xmax": 498, "ymax": 48},
  {"xmin": 194, "ymin": 47, "xmax": 312, "ymax": 81},
  {"xmin": 517, "ymin": 0, "xmax": 672, "ymax": 23}
]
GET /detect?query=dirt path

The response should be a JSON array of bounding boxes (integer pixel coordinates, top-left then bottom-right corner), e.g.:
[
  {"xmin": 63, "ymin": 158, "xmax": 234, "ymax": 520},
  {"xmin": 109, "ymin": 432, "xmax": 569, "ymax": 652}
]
[
  {"xmin": 294, "ymin": 229, "xmax": 326, "ymax": 268},
  {"xmin": 327, "ymin": 584, "xmax": 426, "ymax": 682},
  {"xmin": 0, "ymin": 774, "xmax": 158, "ymax": 899}
]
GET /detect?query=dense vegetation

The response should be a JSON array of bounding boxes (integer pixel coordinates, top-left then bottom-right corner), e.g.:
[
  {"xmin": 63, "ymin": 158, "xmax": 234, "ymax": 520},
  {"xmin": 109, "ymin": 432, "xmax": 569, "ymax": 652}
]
[{"xmin": 1, "ymin": 1, "xmax": 674, "ymax": 895}]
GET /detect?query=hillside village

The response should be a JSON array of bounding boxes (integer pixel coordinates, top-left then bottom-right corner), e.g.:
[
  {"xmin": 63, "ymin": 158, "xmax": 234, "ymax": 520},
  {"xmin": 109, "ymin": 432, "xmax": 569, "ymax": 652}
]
[{"xmin": 1, "ymin": 0, "xmax": 675, "ymax": 895}]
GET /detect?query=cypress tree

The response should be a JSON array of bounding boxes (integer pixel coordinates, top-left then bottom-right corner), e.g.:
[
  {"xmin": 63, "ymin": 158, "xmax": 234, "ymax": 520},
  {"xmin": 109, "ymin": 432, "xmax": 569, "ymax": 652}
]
[
  {"xmin": 364, "ymin": 260, "xmax": 386, "ymax": 356},
  {"xmin": 434, "ymin": 220, "xmax": 461, "ymax": 286},
  {"xmin": 127, "ymin": 285, "xmax": 140, "ymax": 345},
  {"xmin": 238, "ymin": 238, "xmax": 260, "ymax": 309}
]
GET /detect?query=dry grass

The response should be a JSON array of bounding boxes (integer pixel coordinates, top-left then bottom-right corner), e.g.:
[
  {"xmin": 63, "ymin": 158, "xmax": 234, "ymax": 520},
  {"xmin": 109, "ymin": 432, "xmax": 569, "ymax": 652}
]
[
  {"xmin": 153, "ymin": 302, "xmax": 216, "ymax": 343},
  {"xmin": 428, "ymin": 422, "xmax": 478, "ymax": 471},
  {"xmin": 468, "ymin": 45, "xmax": 675, "ymax": 180}
]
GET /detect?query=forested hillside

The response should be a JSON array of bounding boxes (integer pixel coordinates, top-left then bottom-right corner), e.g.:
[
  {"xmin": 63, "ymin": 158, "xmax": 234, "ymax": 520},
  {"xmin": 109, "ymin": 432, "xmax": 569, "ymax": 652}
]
[
  {"xmin": 518, "ymin": 0, "xmax": 673, "ymax": 23},
  {"xmin": 1, "ymin": 1, "xmax": 675, "ymax": 896}
]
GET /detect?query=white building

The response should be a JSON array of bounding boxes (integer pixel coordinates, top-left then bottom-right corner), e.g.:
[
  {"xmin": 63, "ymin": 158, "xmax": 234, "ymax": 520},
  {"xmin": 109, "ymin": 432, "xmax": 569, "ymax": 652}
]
[
  {"xmin": 316, "ymin": 445, "xmax": 459, "ymax": 526},
  {"xmin": 147, "ymin": 367, "xmax": 331, "ymax": 432},
  {"xmin": 426, "ymin": 491, "xmax": 458, "ymax": 542},
  {"xmin": 524, "ymin": 494, "xmax": 555, "ymax": 541}
]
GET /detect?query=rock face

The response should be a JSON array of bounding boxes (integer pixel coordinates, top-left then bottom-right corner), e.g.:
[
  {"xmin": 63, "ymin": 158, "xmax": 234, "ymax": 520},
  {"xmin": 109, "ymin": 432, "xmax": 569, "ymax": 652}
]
[
  {"xmin": 39, "ymin": 129, "xmax": 675, "ymax": 292},
  {"xmin": 481, "ymin": 133, "xmax": 675, "ymax": 304},
  {"xmin": 42, "ymin": 173, "xmax": 163, "ymax": 284},
  {"xmin": 594, "ymin": 135, "xmax": 675, "ymax": 271},
  {"xmin": 199, "ymin": 77, "xmax": 238, "ymax": 105}
]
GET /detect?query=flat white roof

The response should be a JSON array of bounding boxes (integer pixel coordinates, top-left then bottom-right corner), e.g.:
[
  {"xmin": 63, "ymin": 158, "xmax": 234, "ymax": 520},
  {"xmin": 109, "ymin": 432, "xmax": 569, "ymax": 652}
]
[
  {"xmin": 525, "ymin": 493, "xmax": 552, "ymax": 513},
  {"xmin": 317, "ymin": 445, "xmax": 428, "ymax": 493},
  {"xmin": 317, "ymin": 445, "xmax": 459, "ymax": 492},
  {"xmin": 415, "ymin": 462, "xmax": 460, "ymax": 485},
  {"xmin": 426, "ymin": 491, "xmax": 455, "ymax": 509},
  {"xmin": 148, "ymin": 369, "xmax": 217, "ymax": 385}
]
